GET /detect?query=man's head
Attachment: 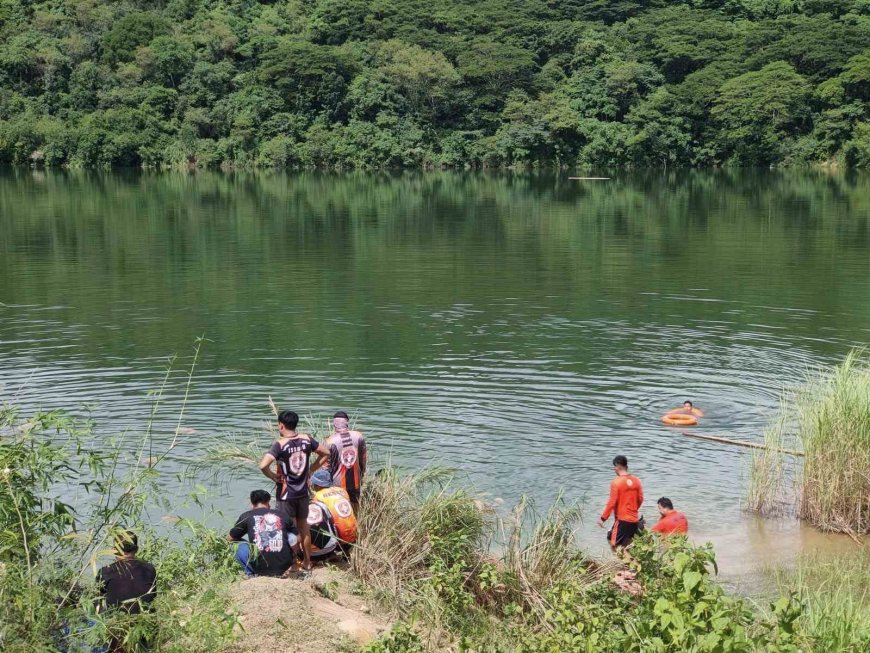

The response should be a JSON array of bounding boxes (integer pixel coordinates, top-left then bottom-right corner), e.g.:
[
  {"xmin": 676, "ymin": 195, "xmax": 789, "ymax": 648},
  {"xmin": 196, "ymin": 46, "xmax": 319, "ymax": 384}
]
[
  {"xmin": 278, "ymin": 410, "xmax": 299, "ymax": 435},
  {"xmin": 311, "ymin": 469, "xmax": 332, "ymax": 491},
  {"xmin": 657, "ymin": 497, "xmax": 674, "ymax": 517},
  {"xmin": 250, "ymin": 489, "xmax": 271, "ymax": 508},
  {"xmin": 612, "ymin": 455, "xmax": 628, "ymax": 474},
  {"xmin": 683, "ymin": 401, "xmax": 693, "ymax": 409},
  {"xmin": 333, "ymin": 410, "xmax": 349, "ymax": 432},
  {"xmin": 114, "ymin": 530, "xmax": 138, "ymax": 558}
]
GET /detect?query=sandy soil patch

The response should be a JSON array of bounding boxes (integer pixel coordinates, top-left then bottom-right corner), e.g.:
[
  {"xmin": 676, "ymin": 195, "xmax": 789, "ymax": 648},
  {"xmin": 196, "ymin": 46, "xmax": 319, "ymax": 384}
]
[{"xmin": 226, "ymin": 566, "xmax": 390, "ymax": 653}]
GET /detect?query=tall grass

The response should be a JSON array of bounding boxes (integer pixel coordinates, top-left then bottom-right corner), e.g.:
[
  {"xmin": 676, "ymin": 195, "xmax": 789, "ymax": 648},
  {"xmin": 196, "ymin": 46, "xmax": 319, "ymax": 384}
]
[
  {"xmin": 746, "ymin": 413, "xmax": 796, "ymax": 514},
  {"xmin": 747, "ymin": 349, "xmax": 870, "ymax": 534},
  {"xmin": 798, "ymin": 350, "xmax": 870, "ymax": 533},
  {"xmin": 769, "ymin": 548, "xmax": 870, "ymax": 650}
]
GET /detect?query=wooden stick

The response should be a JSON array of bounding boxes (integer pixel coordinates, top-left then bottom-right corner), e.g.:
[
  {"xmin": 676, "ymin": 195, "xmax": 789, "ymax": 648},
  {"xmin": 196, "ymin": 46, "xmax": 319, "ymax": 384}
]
[
  {"xmin": 568, "ymin": 177, "xmax": 611, "ymax": 180},
  {"xmin": 680, "ymin": 431, "xmax": 804, "ymax": 456}
]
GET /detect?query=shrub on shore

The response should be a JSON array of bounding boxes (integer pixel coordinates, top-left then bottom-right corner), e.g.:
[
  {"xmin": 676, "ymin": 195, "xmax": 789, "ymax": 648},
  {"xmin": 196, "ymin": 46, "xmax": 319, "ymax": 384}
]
[
  {"xmin": 354, "ymin": 467, "xmax": 866, "ymax": 652},
  {"xmin": 748, "ymin": 349, "xmax": 870, "ymax": 534},
  {"xmin": 0, "ymin": 406, "xmax": 240, "ymax": 653}
]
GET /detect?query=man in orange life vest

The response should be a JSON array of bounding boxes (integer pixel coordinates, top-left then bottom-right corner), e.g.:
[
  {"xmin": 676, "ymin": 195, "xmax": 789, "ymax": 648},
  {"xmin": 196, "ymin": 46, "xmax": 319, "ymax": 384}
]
[
  {"xmin": 317, "ymin": 411, "xmax": 367, "ymax": 510},
  {"xmin": 650, "ymin": 497, "xmax": 688, "ymax": 535},
  {"xmin": 307, "ymin": 469, "xmax": 358, "ymax": 560},
  {"xmin": 596, "ymin": 455, "xmax": 644, "ymax": 550}
]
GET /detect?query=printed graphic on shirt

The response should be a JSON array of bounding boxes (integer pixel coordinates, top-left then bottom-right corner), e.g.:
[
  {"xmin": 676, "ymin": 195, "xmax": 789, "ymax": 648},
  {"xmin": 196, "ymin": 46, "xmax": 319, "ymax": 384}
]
[
  {"xmin": 340, "ymin": 447, "xmax": 357, "ymax": 467},
  {"xmin": 335, "ymin": 498, "xmax": 353, "ymax": 518},
  {"xmin": 307, "ymin": 504, "xmax": 324, "ymax": 525},
  {"xmin": 626, "ymin": 479, "xmax": 634, "ymax": 487},
  {"xmin": 253, "ymin": 514, "xmax": 284, "ymax": 552},
  {"xmin": 289, "ymin": 450, "xmax": 307, "ymax": 475}
]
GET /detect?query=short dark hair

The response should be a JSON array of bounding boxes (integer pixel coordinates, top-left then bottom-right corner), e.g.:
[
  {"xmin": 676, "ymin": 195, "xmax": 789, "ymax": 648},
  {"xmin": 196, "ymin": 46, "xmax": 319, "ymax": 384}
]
[
  {"xmin": 250, "ymin": 489, "xmax": 271, "ymax": 505},
  {"xmin": 657, "ymin": 497, "xmax": 674, "ymax": 510},
  {"xmin": 114, "ymin": 530, "xmax": 138, "ymax": 555},
  {"xmin": 612, "ymin": 455, "xmax": 628, "ymax": 468},
  {"xmin": 278, "ymin": 410, "xmax": 298, "ymax": 429},
  {"xmin": 683, "ymin": 400, "xmax": 693, "ymax": 407},
  {"xmin": 333, "ymin": 410, "xmax": 349, "ymax": 419}
]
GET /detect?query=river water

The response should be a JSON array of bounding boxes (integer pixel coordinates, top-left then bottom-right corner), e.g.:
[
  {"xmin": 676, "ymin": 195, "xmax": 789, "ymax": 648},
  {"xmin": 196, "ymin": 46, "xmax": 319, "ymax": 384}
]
[{"xmin": 1, "ymin": 169, "xmax": 868, "ymax": 582}]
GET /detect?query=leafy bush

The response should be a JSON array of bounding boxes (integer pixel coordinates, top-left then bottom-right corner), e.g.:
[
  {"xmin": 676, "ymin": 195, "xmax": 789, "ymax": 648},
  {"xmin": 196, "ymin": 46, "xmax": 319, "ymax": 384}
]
[{"xmin": 0, "ymin": 376, "xmax": 240, "ymax": 652}]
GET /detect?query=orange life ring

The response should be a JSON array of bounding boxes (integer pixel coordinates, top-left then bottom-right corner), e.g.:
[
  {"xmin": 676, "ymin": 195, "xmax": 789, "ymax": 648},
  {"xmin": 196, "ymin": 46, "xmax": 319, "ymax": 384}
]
[{"xmin": 661, "ymin": 413, "xmax": 698, "ymax": 426}]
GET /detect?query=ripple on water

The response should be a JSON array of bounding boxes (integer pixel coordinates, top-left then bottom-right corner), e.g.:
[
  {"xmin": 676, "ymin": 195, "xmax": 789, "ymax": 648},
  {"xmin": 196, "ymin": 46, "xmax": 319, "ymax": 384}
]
[{"xmin": 2, "ymin": 169, "xmax": 869, "ymax": 576}]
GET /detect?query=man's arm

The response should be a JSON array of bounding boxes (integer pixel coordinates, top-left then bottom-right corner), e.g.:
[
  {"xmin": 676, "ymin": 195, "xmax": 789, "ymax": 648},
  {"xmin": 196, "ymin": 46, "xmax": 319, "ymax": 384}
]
[
  {"xmin": 228, "ymin": 515, "xmax": 247, "ymax": 542},
  {"xmin": 310, "ymin": 439, "xmax": 331, "ymax": 473},
  {"xmin": 637, "ymin": 482, "xmax": 644, "ymax": 510},
  {"xmin": 313, "ymin": 441, "xmax": 331, "ymax": 467},
  {"xmin": 596, "ymin": 481, "xmax": 619, "ymax": 527},
  {"xmin": 358, "ymin": 435, "xmax": 367, "ymax": 478},
  {"xmin": 259, "ymin": 453, "xmax": 279, "ymax": 482}
]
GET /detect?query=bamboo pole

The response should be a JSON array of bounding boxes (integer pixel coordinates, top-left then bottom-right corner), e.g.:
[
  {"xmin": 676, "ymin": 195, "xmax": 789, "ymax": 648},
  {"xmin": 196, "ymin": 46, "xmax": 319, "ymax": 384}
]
[{"xmin": 680, "ymin": 431, "xmax": 804, "ymax": 456}]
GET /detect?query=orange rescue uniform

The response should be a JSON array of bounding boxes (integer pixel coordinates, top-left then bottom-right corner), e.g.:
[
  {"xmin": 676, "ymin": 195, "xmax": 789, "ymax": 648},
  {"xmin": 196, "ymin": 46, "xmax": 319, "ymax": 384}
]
[
  {"xmin": 600, "ymin": 474, "xmax": 644, "ymax": 524},
  {"xmin": 651, "ymin": 511, "xmax": 688, "ymax": 535}
]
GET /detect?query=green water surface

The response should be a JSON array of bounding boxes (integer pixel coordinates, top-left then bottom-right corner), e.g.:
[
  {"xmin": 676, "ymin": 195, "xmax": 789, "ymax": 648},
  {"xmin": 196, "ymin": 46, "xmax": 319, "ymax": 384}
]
[{"xmin": 1, "ymin": 169, "xmax": 868, "ymax": 559}]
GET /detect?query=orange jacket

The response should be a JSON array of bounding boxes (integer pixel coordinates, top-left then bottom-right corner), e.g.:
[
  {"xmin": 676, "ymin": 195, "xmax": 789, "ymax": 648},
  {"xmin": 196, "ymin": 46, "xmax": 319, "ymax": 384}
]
[
  {"xmin": 600, "ymin": 474, "xmax": 643, "ymax": 523},
  {"xmin": 651, "ymin": 511, "xmax": 688, "ymax": 535},
  {"xmin": 312, "ymin": 486, "xmax": 357, "ymax": 544}
]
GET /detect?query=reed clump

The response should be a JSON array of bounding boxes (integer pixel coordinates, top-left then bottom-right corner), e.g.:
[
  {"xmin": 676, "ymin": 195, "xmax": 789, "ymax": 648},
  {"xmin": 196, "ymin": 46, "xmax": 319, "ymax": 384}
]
[
  {"xmin": 798, "ymin": 350, "xmax": 870, "ymax": 534},
  {"xmin": 748, "ymin": 349, "xmax": 870, "ymax": 535}
]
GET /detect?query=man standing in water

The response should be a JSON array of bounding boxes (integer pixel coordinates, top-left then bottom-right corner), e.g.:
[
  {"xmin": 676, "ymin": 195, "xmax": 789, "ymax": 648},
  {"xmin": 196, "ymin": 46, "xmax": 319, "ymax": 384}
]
[
  {"xmin": 259, "ymin": 410, "xmax": 330, "ymax": 572},
  {"xmin": 597, "ymin": 455, "xmax": 644, "ymax": 550},
  {"xmin": 317, "ymin": 410, "xmax": 367, "ymax": 510},
  {"xmin": 650, "ymin": 497, "xmax": 688, "ymax": 535}
]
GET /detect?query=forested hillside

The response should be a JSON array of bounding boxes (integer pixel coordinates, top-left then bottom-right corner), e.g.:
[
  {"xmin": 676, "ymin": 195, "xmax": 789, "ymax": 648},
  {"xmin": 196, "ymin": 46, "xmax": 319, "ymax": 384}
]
[{"xmin": 0, "ymin": 0, "xmax": 868, "ymax": 168}]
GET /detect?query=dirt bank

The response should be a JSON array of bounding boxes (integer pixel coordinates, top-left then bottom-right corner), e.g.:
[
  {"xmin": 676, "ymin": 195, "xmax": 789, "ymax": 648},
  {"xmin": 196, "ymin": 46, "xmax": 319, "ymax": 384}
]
[{"xmin": 225, "ymin": 566, "xmax": 390, "ymax": 653}]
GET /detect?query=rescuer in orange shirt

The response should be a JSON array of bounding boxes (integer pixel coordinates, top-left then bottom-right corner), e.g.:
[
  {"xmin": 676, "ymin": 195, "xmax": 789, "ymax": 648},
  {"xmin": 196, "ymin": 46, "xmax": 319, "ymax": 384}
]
[
  {"xmin": 596, "ymin": 455, "xmax": 644, "ymax": 550},
  {"xmin": 650, "ymin": 497, "xmax": 688, "ymax": 535}
]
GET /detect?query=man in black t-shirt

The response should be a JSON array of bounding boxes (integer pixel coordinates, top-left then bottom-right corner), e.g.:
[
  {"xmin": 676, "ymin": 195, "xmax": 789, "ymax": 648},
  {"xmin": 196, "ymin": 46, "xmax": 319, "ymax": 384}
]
[
  {"xmin": 96, "ymin": 530, "xmax": 157, "ymax": 615},
  {"xmin": 259, "ymin": 410, "xmax": 330, "ymax": 572},
  {"xmin": 228, "ymin": 489, "xmax": 296, "ymax": 577}
]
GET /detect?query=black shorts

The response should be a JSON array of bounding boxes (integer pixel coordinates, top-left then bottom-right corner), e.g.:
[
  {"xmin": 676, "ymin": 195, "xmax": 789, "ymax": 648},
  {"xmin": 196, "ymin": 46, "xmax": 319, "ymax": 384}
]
[
  {"xmin": 277, "ymin": 497, "xmax": 309, "ymax": 523},
  {"xmin": 608, "ymin": 520, "xmax": 640, "ymax": 548}
]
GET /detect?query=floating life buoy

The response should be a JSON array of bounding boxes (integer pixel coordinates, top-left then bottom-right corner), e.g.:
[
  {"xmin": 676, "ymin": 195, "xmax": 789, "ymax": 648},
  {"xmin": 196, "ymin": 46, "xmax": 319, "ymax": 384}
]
[{"xmin": 661, "ymin": 413, "xmax": 698, "ymax": 427}]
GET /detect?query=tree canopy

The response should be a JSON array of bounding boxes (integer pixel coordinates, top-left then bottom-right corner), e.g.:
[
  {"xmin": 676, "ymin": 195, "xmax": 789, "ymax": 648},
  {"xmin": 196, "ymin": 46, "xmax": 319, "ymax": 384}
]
[{"xmin": 0, "ymin": 0, "xmax": 868, "ymax": 168}]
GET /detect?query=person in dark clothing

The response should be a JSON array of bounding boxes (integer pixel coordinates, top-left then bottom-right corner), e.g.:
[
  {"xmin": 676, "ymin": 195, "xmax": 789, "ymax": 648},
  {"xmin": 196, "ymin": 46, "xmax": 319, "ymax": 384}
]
[
  {"xmin": 316, "ymin": 411, "xmax": 367, "ymax": 511},
  {"xmin": 228, "ymin": 489, "xmax": 297, "ymax": 577},
  {"xmin": 96, "ymin": 531, "xmax": 157, "ymax": 615},
  {"xmin": 259, "ymin": 410, "xmax": 330, "ymax": 572}
]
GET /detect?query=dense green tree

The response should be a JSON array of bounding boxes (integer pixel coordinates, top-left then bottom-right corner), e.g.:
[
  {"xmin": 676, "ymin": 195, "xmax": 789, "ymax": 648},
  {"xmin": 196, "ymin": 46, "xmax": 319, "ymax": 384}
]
[
  {"xmin": 0, "ymin": 0, "xmax": 867, "ymax": 168},
  {"xmin": 711, "ymin": 61, "xmax": 811, "ymax": 163}
]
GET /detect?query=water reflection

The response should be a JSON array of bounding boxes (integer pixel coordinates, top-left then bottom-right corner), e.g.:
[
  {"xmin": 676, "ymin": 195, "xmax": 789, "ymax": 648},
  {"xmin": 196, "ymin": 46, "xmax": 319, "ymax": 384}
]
[{"xmin": 1, "ymin": 169, "xmax": 868, "ymax": 576}]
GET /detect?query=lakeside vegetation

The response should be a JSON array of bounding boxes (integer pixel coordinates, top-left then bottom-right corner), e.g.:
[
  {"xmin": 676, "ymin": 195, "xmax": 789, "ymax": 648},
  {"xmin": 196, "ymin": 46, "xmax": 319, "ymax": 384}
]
[
  {"xmin": 3, "ymin": 395, "xmax": 869, "ymax": 650},
  {"xmin": 1, "ymin": 1, "xmax": 869, "ymax": 169},
  {"xmin": 0, "ymin": 406, "xmax": 240, "ymax": 653},
  {"xmin": 748, "ymin": 349, "xmax": 870, "ymax": 536}
]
